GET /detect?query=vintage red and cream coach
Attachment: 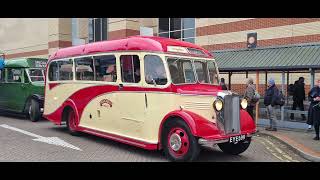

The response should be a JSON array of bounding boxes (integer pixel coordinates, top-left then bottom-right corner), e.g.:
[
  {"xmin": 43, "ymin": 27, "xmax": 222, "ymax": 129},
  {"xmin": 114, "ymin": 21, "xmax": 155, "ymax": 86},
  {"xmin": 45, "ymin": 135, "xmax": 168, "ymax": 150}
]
[{"xmin": 43, "ymin": 36, "xmax": 256, "ymax": 161}]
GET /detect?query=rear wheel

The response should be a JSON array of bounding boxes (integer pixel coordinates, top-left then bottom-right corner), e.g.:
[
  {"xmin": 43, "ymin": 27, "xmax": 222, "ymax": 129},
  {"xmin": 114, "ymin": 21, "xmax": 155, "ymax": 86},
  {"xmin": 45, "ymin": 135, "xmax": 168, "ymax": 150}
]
[
  {"xmin": 28, "ymin": 99, "xmax": 41, "ymax": 122},
  {"xmin": 66, "ymin": 109, "xmax": 80, "ymax": 136},
  {"xmin": 162, "ymin": 119, "xmax": 200, "ymax": 162},
  {"xmin": 218, "ymin": 137, "xmax": 251, "ymax": 155}
]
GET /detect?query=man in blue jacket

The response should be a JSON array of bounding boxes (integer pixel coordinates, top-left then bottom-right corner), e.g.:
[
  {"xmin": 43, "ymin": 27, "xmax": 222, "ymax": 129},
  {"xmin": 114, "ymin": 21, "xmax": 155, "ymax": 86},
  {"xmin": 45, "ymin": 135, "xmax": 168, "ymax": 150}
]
[{"xmin": 264, "ymin": 78, "xmax": 279, "ymax": 131}]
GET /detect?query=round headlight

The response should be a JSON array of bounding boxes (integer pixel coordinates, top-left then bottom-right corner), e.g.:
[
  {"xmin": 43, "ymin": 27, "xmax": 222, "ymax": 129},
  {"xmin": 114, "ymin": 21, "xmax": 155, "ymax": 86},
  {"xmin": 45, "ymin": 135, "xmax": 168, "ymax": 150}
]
[
  {"xmin": 213, "ymin": 99, "xmax": 223, "ymax": 111},
  {"xmin": 240, "ymin": 98, "xmax": 248, "ymax": 109}
]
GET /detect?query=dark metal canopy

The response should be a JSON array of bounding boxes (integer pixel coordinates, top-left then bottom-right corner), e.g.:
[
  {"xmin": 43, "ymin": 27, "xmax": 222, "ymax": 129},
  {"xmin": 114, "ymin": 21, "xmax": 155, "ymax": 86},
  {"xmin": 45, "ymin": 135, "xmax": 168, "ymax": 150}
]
[{"xmin": 213, "ymin": 43, "xmax": 320, "ymax": 72}]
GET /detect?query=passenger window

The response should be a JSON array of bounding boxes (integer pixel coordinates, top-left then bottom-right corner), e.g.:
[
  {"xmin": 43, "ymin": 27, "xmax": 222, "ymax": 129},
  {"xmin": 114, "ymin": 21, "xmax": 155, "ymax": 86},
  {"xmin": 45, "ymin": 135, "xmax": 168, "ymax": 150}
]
[
  {"xmin": 93, "ymin": 55, "xmax": 117, "ymax": 82},
  {"xmin": 24, "ymin": 70, "xmax": 30, "ymax": 83},
  {"xmin": 48, "ymin": 59, "xmax": 73, "ymax": 81},
  {"xmin": 120, "ymin": 55, "xmax": 140, "ymax": 83},
  {"xmin": 7, "ymin": 68, "xmax": 23, "ymax": 83},
  {"xmin": 75, "ymin": 57, "xmax": 94, "ymax": 81},
  {"xmin": 194, "ymin": 61, "xmax": 209, "ymax": 83},
  {"xmin": 144, "ymin": 55, "xmax": 167, "ymax": 85}
]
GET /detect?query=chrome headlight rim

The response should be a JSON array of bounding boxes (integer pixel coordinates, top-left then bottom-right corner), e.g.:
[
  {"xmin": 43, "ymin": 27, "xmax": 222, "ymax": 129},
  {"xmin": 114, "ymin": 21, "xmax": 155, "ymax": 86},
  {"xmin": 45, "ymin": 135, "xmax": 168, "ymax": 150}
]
[
  {"xmin": 213, "ymin": 98, "xmax": 224, "ymax": 112},
  {"xmin": 240, "ymin": 98, "xmax": 248, "ymax": 109}
]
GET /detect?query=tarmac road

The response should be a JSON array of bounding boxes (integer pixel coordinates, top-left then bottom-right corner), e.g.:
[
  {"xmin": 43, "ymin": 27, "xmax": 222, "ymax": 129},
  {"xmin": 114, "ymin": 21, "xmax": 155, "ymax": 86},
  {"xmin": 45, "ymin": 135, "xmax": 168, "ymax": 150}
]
[{"xmin": 0, "ymin": 112, "xmax": 308, "ymax": 162}]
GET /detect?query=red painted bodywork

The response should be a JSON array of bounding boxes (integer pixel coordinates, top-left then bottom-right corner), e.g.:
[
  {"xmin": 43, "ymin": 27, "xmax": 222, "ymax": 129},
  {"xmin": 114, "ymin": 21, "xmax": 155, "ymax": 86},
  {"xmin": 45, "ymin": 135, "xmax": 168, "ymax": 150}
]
[
  {"xmin": 48, "ymin": 36, "xmax": 213, "ymax": 61},
  {"xmin": 44, "ymin": 36, "xmax": 255, "ymax": 151}
]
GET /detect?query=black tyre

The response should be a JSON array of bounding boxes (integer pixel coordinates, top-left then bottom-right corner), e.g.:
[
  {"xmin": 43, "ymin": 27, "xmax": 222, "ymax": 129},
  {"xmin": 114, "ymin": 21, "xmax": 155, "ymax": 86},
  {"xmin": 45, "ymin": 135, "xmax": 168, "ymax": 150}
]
[
  {"xmin": 65, "ymin": 108, "xmax": 81, "ymax": 136},
  {"xmin": 29, "ymin": 99, "xmax": 41, "ymax": 122},
  {"xmin": 218, "ymin": 137, "xmax": 251, "ymax": 155},
  {"xmin": 162, "ymin": 118, "xmax": 200, "ymax": 162}
]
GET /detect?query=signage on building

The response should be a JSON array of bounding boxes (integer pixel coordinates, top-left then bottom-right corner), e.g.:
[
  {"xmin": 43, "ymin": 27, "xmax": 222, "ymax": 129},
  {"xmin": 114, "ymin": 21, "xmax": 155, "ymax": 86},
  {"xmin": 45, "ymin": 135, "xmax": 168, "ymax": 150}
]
[
  {"xmin": 247, "ymin": 32, "xmax": 257, "ymax": 48},
  {"xmin": 140, "ymin": 27, "xmax": 153, "ymax": 36}
]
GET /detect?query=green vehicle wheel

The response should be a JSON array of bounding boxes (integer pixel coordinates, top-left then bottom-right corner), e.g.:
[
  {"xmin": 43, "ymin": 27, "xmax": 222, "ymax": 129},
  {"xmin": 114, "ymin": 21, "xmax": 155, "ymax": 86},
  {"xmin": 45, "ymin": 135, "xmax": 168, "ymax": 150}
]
[{"xmin": 28, "ymin": 99, "xmax": 41, "ymax": 122}]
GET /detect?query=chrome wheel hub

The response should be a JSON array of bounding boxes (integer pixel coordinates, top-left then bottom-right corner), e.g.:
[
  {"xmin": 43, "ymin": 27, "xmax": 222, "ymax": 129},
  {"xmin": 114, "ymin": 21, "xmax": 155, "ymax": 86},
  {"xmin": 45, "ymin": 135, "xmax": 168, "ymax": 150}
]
[{"xmin": 169, "ymin": 133, "xmax": 182, "ymax": 151}]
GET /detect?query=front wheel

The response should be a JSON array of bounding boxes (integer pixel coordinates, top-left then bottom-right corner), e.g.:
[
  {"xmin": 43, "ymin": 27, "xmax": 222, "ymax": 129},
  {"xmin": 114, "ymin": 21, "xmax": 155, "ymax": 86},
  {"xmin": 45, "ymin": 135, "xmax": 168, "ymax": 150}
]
[
  {"xmin": 29, "ymin": 99, "xmax": 41, "ymax": 122},
  {"xmin": 162, "ymin": 119, "xmax": 200, "ymax": 162},
  {"xmin": 218, "ymin": 137, "xmax": 251, "ymax": 155}
]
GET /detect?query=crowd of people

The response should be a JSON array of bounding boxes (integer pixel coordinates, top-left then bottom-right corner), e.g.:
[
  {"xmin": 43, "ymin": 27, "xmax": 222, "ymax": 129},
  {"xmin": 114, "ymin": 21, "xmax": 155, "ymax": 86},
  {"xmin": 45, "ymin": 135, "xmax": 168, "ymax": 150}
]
[{"xmin": 220, "ymin": 76, "xmax": 320, "ymax": 141}]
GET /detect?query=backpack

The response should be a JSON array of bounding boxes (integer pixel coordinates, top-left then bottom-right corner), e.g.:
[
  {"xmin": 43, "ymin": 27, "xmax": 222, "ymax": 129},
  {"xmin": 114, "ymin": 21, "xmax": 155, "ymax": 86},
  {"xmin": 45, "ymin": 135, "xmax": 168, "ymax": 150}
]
[
  {"xmin": 251, "ymin": 91, "xmax": 260, "ymax": 104},
  {"xmin": 275, "ymin": 90, "xmax": 286, "ymax": 106},
  {"xmin": 288, "ymin": 84, "xmax": 295, "ymax": 96}
]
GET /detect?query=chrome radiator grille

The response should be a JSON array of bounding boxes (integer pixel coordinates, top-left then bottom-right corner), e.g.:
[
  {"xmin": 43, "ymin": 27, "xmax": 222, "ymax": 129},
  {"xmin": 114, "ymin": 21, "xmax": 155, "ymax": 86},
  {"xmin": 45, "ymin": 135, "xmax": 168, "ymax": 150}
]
[{"xmin": 223, "ymin": 95, "xmax": 240, "ymax": 134}]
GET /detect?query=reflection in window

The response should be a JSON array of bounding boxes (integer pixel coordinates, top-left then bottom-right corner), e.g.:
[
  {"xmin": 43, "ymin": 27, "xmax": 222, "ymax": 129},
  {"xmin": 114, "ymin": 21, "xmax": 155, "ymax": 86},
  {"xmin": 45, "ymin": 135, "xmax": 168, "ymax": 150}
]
[
  {"xmin": 120, "ymin": 55, "xmax": 140, "ymax": 83},
  {"xmin": 208, "ymin": 61, "xmax": 219, "ymax": 84},
  {"xmin": 167, "ymin": 58, "xmax": 219, "ymax": 85},
  {"xmin": 7, "ymin": 68, "xmax": 23, "ymax": 83},
  {"xmin": 94, "ymin": 55, "xmax": 117, "ymax": 82},
  {"xmin": 194, "ymin": 61, "xmax": 209, "ymax": 83},
  {"xmin": 144, "ymin": 55, "xmax": 167, "ymax": 85},
  {"xmin": 48, "ymin": 59, "xmax": 73, "ymax": 81},
  {"xmin": 168, "ymin": 58, "xmax": 195, "ymax": 84},
  {"xmin": 75, "ymin": 57, "xmax": 94, "ymax": 81},
  {"xmin": 27, "ymin": 69, "xmax": 44, "ymax": 82}
]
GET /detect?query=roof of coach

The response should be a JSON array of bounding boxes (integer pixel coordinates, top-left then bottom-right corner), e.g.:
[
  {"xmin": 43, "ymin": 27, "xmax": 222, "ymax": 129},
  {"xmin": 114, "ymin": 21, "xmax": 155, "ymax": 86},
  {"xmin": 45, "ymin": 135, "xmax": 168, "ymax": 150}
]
[{"xmin": 48, "ymin": 36, "xmax": 212, "ymax": 61}]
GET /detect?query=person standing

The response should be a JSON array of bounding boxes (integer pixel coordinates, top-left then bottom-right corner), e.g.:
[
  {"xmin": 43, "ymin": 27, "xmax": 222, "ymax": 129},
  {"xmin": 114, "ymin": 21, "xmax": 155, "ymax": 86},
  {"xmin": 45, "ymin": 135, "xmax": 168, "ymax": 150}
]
[
  {"xmin": 307, "ymin": 79, "xmax": 320, "ymax": 140},
  {"xmin": 290, "ymin": 77, "xmax": 306, "ymax": 121},
  {"xmin": 264, "ymin": 78, "xmax": 279, "ymax": 131},
  {"xmin": 220, "ymin": 78, "xmax": 228, "ymax": 90},
  {"xmin": 244, "ymin": 77, "xmax": 256, "ymax": 121}
]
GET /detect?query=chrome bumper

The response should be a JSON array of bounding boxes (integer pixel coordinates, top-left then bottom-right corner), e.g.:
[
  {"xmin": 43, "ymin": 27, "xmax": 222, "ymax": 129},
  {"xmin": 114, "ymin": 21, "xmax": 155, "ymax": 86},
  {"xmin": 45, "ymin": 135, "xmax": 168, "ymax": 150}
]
[{"xmin": 198, "ymin": 131, "xmax": 257, "ymax": 146}]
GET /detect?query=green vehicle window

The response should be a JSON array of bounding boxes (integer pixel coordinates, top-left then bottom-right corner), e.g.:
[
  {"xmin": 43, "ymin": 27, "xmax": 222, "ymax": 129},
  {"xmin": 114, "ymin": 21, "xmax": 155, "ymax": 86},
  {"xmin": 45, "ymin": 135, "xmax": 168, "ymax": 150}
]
[
  {"xmin": 0, "ymin": 69, "xmax": 4, "ymax": 82},
  {"xmin": 7, "ymin": 68, "xmax": 23, "ymax": 83},
  {"xmin": 24, "ymin": 70, "xmax": 30, "ymax": 83}
]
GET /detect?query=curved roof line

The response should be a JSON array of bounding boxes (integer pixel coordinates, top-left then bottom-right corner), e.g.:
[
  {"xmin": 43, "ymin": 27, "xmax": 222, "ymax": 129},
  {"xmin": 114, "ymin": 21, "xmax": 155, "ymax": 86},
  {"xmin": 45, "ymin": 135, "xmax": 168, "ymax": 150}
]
[{"xmin": 49, "ymin": 36, "xmax": 212, "ymax": 60}]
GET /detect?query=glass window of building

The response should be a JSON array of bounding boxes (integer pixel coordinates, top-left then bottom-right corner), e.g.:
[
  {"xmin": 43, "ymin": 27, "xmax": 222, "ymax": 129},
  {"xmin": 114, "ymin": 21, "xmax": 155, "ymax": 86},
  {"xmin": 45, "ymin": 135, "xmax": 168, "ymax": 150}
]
[
  {"xmin": 158, "ymin": 18, "xmax": 195, "ymax": 43},
  {"xmin": 89, "ymin": 18, "xmax": 108, "ymax": 43}
]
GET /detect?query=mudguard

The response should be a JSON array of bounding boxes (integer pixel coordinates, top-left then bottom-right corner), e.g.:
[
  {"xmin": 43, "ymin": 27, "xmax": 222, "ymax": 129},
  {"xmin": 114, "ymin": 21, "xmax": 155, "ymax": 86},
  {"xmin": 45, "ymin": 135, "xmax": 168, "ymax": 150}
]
[{"xmin": 158, "ymin": 109, "xmax": 256, "ymax": 149}]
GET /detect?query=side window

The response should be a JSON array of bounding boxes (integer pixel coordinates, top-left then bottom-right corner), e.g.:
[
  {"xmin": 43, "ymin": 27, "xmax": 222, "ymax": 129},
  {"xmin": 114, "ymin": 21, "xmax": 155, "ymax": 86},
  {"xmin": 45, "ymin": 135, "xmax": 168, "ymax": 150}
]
[
  {"xmin": 207, "ymin": 61, "xmax": 219, "ymax": 84},
  {"xmin": 93, "ymin": 55, "xmax": 117, "ymax": 82},
  {"xmin": 144, "ymin": 55, "xmax": 167, "ymax": 85},
  {"xmin": 7, "ymin": 68, "xmax": 23, "ymax": 83},
  {"xmin": 120, "ymin": 55, "xmax": 140, "ymax": 83},
  {"xmin": 48, "ymin": 61, "xmax": 58, "ymax": 81},
  {"xmin": 0, "ymin": 69, "xmax": 4, "ymax": 82},
  {"xmin": 24, "ymin": 70, "xmax": 30, "ymax": 83},
  {"xmin": 75, "ymin": 57, "xmax": 94, "ymax": 81},
  {"xmin": 194, "ymin": 61, "xmax": 209, "ymax": 83},
  {"xmin": 48, "ymin": 59, "xmax": 73, "ymax": 81}
]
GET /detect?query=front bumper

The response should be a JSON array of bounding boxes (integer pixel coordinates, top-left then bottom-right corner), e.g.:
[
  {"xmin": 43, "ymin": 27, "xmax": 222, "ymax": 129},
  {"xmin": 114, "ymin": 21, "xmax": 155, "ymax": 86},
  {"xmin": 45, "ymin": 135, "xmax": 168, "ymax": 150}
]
[{"xmin": 198, "ymin": 130, "xmax": 257, "ymax": 146}]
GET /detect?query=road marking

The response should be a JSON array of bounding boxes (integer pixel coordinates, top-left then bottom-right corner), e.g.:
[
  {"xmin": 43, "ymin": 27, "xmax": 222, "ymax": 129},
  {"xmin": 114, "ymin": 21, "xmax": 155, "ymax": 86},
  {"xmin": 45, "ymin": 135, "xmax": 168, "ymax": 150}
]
[
  {"xmin": 0, "ymin": 124, "xmax": 82, "ymax": 151},
  {"xmin": 256, "ymin": 136, "xmax": 299, "ymax": 162}
]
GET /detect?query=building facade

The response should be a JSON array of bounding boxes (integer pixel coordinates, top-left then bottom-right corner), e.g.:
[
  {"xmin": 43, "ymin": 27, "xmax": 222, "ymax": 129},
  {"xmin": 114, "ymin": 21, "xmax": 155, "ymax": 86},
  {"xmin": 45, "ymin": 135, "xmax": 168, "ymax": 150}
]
[{"xmin": 1, "ymin": 18, "xmax": 319, "ymax": 92}]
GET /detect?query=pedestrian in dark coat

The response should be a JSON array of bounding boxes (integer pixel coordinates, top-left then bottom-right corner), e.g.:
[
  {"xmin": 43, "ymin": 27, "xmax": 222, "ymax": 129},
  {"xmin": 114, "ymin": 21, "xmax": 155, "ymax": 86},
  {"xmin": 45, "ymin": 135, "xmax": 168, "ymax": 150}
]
[
  {"xmin": 290, "ymin": 77, "xmax": 306, "ymax": 120},
  {"xmin": 220, "ymin": 78, "xmax": 228, "ymax": 90},
  {"xmin": 264, "ymin": 78, "xmax": 279, "ymax": 131},
  {"xmin": 307, "ymin": 79, "xmax": 320, "ymax": 140}
]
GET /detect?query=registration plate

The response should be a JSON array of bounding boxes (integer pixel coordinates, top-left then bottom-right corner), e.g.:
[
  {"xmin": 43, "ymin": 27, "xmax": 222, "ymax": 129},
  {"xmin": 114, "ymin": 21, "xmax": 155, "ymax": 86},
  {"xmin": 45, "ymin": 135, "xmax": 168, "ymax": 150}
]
[{"xmin": 229, "ymin": 134, "xmax": 246, "ymax": 144}]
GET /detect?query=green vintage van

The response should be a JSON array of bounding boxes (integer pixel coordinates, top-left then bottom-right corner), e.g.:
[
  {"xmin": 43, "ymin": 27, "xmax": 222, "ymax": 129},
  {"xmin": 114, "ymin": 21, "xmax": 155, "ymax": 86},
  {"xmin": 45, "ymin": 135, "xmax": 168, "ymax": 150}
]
[{"xmin": 0, "ymin": 58, "xmax": 47, "ymax": 122}]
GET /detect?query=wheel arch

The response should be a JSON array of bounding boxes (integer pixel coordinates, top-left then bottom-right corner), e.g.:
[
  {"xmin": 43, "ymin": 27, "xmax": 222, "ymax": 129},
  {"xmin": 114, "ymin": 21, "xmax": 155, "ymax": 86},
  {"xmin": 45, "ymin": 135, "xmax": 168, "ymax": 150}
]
[
  {"xmin": 158, "ymin": 110, "xmax": 197, "ymax": 150},
  {"xmin": 61, "ymin": 99, "xmax": 79, "ymax": 124},
  {"xmin": 23, "ymin": 94, "xmax": 43, "ymax": 113}
]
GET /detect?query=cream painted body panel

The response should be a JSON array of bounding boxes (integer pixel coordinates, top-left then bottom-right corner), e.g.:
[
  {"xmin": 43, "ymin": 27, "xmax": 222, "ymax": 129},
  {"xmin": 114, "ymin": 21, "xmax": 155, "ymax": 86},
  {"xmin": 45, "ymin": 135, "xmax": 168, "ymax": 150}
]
[
  {"xmin": 78, "ymin": 91, "xmax": 217, "ymax": 143},
  {"xmin": 44, "ymin": 83, "xmax": 94, "ymax": 115}
]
